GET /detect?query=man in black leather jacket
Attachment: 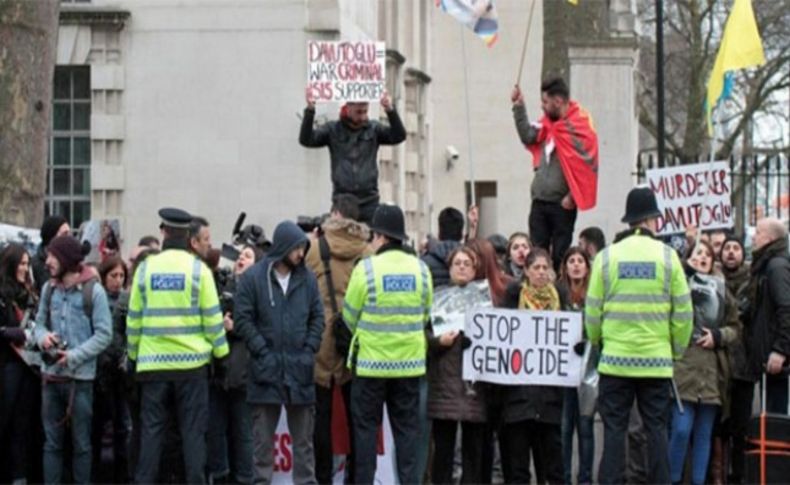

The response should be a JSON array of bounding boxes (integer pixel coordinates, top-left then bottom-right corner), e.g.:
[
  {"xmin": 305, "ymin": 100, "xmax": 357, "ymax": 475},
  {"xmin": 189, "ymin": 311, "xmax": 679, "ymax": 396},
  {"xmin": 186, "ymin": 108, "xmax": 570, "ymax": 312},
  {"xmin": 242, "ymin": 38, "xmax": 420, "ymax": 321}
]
[{"xmin": 299, "ymin": 89, "xmax": 406, "ymax": 224}]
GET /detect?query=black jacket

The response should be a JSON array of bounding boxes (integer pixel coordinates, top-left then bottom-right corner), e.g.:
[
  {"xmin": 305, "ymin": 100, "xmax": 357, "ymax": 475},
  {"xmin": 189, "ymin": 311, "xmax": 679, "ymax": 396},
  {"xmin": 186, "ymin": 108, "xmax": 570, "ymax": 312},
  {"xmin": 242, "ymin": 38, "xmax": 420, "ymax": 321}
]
[
  {"xmin": 299, "ymin": 108, "xmax": 406, "ymax": 201},
  {"xmin": 744, "ymin": 238, "xmax": 790, "ymax": 381},
  {"xmin": 489, "ymin": 281, "xmax": 567, "ymax": 425},
  {"xmin": 421, "ymin": 239, "xmax": 461, "ymax": 290},
  {"xmin": 31, "ymin": 247, "xmax": 49, "ymax": 295}
]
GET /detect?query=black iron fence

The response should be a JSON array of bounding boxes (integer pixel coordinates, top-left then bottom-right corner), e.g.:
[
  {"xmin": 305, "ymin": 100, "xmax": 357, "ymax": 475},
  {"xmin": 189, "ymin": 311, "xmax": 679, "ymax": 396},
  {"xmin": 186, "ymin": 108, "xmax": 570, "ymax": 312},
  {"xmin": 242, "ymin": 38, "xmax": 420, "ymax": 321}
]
[{"xmin": 635, "ymin": 153, "xmax": 790, "ymax": 234}]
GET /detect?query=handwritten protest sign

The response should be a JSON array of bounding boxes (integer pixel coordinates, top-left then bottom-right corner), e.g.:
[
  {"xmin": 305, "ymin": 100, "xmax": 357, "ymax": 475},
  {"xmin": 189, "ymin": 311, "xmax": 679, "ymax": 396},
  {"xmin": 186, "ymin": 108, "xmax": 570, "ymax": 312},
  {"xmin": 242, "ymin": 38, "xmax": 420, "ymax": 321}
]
[
  {"xmin": 431, "ymin": 281, "xmax": 492, "ymax": 336},
  {"xmin": 646, "ymin": 162, "xmax": 733, "ymax": 236},
  {"xmin": 462, "ymin": 308, "xmax": 583, "ymax": 387},
  {"xmin": 307, "ymin": 41, "xmax": 386, "ymax": 103}
]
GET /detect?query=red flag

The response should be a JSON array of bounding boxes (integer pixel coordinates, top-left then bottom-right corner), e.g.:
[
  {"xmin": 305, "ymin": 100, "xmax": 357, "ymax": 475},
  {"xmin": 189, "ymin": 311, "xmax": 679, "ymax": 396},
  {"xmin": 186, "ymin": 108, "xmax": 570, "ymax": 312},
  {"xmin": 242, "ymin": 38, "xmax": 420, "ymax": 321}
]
[{"xmin": 525, "ymin": 101, "xmax": 599, "ymax": 211}]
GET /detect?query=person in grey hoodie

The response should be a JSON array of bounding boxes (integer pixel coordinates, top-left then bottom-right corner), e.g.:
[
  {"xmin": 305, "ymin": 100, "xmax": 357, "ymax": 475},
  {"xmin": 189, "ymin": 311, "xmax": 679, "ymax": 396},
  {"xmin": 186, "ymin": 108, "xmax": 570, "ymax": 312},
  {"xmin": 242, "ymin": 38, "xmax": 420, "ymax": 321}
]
[
  {"xmin": 33, "ymin": 235, "xmax": 112, "ymax": 484},
  {"xmin": 234, "ymin": 221, "xmax": 324, "ymax": 484}
]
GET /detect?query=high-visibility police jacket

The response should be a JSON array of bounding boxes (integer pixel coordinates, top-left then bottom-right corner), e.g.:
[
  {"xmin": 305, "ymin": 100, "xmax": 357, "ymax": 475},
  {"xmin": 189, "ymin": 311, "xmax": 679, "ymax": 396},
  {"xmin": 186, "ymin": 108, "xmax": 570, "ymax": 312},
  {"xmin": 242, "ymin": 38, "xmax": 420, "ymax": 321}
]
[
  {"xmin": 127, "ymin": 249, "xmax": 229, "ymax": 374},
  {"xmin": 584, "ymin": 231, "xmax": 693, "ymax": 378},
  {"xmin": 342, "ymin": 247, "xmax": 432, "ymax": 378}
]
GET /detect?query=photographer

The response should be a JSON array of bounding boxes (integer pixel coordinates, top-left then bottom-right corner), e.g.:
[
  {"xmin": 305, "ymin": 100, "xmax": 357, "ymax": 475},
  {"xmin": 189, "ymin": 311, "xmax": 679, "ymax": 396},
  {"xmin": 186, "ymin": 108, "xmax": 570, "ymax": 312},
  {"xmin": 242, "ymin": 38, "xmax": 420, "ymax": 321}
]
[
  {"xmin": 208, "ymin": 244, "xmax": 263, "ymax": 484},
  {"xmin": 33, "ymin": 235, "xmax": 112, "ymax": 484},
  {"xmin": 305, "ymin": 194, "xmax": 371, "ymax": 484}
]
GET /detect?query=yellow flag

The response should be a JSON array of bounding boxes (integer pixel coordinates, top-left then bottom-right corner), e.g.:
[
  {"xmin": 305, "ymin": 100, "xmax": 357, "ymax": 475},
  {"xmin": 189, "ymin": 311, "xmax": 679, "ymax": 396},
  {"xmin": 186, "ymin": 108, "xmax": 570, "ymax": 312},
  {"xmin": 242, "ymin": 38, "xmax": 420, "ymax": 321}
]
[
  {"xmin": 705, "ymin": 0, "xmax": 765, "ymax": 135},
  {"xmin": 568, "ymin": 0, "xmax": 579, "ymax": 4}
]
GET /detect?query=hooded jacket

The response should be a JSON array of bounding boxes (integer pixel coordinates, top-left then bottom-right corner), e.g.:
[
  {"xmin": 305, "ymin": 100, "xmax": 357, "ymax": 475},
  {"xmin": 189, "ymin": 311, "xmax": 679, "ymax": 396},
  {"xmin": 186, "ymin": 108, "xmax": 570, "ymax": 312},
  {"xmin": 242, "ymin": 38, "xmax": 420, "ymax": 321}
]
[
  {"xmin": 234, "ymin": 221, "xmax": 325, "ymax": 405},
  {"xmin": 304, "ymin": 217, "xmax": 371, "ymax": 388},
  {"xmin": 744, "ymin": 237, "xmax": 790, "ymax": 381},
  {"xmin": 421, "ymin": 239, "xmax": 461, "ymax": 290}
]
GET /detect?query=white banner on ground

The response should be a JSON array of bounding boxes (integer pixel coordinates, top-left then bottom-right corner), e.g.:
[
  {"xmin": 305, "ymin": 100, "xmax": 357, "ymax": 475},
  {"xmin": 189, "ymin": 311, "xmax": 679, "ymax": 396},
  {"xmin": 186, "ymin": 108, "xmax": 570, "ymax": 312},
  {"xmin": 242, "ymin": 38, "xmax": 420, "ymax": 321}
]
[
  {"xmin": 272, "ymin": 406, "xmax": 396, "ymax": 484},
  {"xmin": 462, "ymin": 308, "xmax": 583, "ymax": 387},
  {"xmin": 307, "ymin": 41, "xmax": 386, "ymax": 103},
  {"xmin": 646, "ymin": 161, "xmax": 733, "ymax": 236},
  {"xmin": 431, "ymin": 280, "xmax": 492, "ymax": 336}
]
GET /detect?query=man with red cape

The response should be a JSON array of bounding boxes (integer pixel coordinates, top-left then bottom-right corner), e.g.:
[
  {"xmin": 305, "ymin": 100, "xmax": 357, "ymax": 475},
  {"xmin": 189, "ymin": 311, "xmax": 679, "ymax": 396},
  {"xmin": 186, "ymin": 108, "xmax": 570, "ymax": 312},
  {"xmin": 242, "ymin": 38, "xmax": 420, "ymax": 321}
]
[{"xmin": 512, "ymin": 77, "xmax": 599, "ymax": 271}]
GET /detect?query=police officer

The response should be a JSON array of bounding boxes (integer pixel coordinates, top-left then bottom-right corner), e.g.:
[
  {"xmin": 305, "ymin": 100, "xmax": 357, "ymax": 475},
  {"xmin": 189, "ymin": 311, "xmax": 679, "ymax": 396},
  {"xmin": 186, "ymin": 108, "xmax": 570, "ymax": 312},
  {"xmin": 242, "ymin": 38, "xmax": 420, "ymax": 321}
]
[
  {"xmin": 127, "ymin": 208, "xmax": 229, "ymax": 484},
  {"xmin": 585, "ymin": 187, "xmax": 693, "ymax": 485},
  {"xmin": 342, "ymin": 204, "xmax": 432, "ymax": 484}
]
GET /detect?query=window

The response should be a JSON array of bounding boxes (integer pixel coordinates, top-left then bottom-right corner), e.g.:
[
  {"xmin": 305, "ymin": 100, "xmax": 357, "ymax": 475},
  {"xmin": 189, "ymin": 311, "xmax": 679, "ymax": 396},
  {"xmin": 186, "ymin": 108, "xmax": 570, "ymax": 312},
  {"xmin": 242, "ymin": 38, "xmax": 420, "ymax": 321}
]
[{"xmin": 47, "ymin": 66, "xmax": 91, "ymax": 227}]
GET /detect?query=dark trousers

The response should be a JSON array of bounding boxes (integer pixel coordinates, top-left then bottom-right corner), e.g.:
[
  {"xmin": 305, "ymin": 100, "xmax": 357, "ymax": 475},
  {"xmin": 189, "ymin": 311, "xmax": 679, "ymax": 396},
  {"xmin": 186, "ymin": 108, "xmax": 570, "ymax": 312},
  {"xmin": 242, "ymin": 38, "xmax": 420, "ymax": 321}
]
[
  {"xmin": 598, "ymin": 375, "xmax": 671, "ymax": 485},
  {"xmin": 431, "ymin": 419, "xmax": 487, "ymax": 484},
  {"xmin": 91, "ymin": 374, "xmax": 130, "ymax": 483},
  {"xmin": 0, "ymin": 360, "xmax": 36, "ymax": 481},
  {"xmin": 357, "ymin": 197, "xmax": 380, "ymax": 226},
  {"xmin": 351, "ymin": 376, "xmax": 419, "ymax": 485},
  {"xmin": 528, "ymin": 199, "xmax": 577, "ymax": 272},
  {"xmin": 500, "ymin": 419, "xmax": 563, "ymax": 484},
  {"xmin": 315, "ymin": 382, "xmax": 354, "ymax": 485},
  {"xmin": 207, "ymin": 386, "xmax": 253, "ymax": 484},
  {"xmin": 727, "ymin": 379, "xmax": 755, "ymax": 484},
  {"xmin": 134, "ymin": 378, "xmax": 209, "ymax": 484}
]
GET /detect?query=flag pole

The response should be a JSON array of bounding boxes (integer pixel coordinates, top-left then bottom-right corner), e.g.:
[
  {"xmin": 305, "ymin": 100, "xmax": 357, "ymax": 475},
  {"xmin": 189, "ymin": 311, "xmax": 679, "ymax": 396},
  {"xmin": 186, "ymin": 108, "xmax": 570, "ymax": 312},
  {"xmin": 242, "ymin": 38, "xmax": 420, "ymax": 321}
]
[
  {"xmin": 460, "ymin": 25, "xmax": 476, "ymax": 207},
  {"xmin": 695, "ymin": 101, "xmax": 724, "ymax": 250},
  {"xmin": 516, "ymin": 0, "xmax": 537, "ymax": 86}
]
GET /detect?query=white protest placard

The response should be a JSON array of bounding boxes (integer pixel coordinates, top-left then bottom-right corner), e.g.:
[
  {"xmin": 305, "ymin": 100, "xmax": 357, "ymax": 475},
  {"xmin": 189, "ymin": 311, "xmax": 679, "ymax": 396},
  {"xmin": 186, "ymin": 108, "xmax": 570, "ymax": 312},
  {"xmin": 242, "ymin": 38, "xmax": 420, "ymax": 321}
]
[
  {"xmin": 646, "ymin": 161, "xmax": 733, "ymax": 236},
  {"xmin": 431, "ymin": 281, "xmax": 492, "ymax": 336},
  {"xmin": 462, "ymin": 308, "xmax": 583, "ymax": 387},
  {"xmin": 272, "ymin": 406, "xmax": 396, "ymax": 484},
  {"xmin": 307, "ymin": 41, "xmax": 386, "ymax": 103}
]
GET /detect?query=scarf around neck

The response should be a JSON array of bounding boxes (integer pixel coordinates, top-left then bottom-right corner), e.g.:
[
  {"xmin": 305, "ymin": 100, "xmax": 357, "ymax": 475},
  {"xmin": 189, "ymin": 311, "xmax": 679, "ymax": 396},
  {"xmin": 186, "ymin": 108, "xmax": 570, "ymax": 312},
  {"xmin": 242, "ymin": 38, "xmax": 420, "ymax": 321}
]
[{"xmin": 519, "ymin": 282, "xmax": 560, "ymax": 311}]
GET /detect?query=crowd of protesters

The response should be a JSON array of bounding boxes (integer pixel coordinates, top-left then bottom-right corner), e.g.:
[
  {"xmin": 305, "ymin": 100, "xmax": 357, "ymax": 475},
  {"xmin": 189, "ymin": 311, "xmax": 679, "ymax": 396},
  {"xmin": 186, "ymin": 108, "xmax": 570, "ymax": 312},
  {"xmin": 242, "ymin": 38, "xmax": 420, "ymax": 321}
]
[{"xmin": 0, "ymin": 73, "xmax": 788, "ymax": 485}]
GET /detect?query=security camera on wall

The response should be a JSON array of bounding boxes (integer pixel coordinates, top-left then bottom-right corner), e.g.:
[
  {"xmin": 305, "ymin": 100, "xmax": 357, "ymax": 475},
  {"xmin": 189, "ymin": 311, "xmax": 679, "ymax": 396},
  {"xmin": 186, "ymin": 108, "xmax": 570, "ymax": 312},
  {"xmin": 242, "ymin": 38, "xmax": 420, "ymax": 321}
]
[{"xmin": 445, "ymin": 145, "xmax": 460, "ymax": 170}]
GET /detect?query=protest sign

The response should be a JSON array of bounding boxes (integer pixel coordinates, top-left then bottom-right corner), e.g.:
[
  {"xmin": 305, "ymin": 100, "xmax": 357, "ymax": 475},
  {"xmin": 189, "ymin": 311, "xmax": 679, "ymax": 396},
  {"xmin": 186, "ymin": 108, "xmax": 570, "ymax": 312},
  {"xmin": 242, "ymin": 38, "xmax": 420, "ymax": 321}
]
[
  {"xmin": 272, "ymin": 406, "xmax": 395, "ymax": 484},
  {"xmin": 307, "ymin": 41, "xmax": 386, "ymax": 103},
  {"xmin": 462, "ymin": 308, "xmax": 583, "ymax": 387},
  {"xmin": 646, "ymin": 161, "xmax": 733, "ymax": 236},
  {"xmin": 431, "ymin": 281, "xmax": 492, "ymax": 336}
]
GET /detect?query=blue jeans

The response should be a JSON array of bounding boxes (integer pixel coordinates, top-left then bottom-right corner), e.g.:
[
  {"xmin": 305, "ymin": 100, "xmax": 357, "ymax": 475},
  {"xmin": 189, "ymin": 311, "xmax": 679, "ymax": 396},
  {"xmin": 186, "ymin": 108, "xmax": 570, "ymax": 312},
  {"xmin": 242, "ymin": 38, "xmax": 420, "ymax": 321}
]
[
  {"xmin": 668, "ymin": 401, "xmax": 719, "ymax": 485},
  {"xmin": 562, "ymin": 388, "xmax": 595, "ymax": 484},
  {"xmin": 208, "ymin": 386, "xmax": 254, "ymax": 483},
  {"xmin": 42, "ymin": 380, "xmax": 94, "ymax": 484}
]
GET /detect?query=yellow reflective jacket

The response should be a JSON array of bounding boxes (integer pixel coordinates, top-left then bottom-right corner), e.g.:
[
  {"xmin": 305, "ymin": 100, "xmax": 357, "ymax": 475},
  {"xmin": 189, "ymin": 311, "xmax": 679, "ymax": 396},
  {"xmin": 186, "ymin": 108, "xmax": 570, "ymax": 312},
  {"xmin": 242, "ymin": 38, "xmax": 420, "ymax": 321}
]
[
  {"xmin": 584, "ymin": 231, "xmax": 693, "ymax": 378},
  {"xmin": 127, "ymin": 248, "xmax": 229, "ymax": 373},
  {"xmin": 343, "ymin": 247, "xmax": 432, "ymax": 378}
]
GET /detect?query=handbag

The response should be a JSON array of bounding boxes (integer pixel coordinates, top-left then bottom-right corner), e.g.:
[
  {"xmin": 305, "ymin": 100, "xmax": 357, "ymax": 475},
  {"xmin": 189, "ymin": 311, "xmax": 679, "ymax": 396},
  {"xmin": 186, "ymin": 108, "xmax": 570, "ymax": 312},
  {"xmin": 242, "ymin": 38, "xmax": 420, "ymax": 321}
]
[
  {"xmin": 319, "ymin": 236, "xmax": 353, "ymax": 358},
  {"xmin": 578, "ymin": 341, "xmax": 599, "ymax": 417}
]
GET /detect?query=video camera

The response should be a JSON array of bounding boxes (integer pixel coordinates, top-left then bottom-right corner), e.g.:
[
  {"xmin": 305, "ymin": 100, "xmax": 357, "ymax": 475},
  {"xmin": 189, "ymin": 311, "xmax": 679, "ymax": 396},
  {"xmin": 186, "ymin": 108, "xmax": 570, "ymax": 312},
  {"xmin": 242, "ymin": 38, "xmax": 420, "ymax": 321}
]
[{"xmin": 221, "ymin": 212, "xmax": 270, "ymax": 262}]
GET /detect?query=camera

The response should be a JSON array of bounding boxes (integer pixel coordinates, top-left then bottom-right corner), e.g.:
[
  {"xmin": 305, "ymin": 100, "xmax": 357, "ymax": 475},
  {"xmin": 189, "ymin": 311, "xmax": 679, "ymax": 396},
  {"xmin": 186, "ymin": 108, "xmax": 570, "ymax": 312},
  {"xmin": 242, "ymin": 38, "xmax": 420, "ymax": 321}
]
[
  {"xmin": 297, "ymin": 214, "xmax": 329, "ymax": 234},
  {"xmin": 445, "ymin": 145, "xmax": 459, "ymax": 169},
  {"xmin": 41, "ymin": 338, "xmax": 68, "ymax": 366}
]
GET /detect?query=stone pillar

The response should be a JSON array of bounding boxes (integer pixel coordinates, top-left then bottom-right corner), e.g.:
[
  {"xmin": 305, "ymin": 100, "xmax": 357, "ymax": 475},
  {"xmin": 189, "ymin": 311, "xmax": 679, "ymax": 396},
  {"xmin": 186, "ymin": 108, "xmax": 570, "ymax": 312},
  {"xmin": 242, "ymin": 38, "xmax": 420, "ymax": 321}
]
[{"xmin": 569, "ymin": 41, "xmax": 639, "ymax": 242}]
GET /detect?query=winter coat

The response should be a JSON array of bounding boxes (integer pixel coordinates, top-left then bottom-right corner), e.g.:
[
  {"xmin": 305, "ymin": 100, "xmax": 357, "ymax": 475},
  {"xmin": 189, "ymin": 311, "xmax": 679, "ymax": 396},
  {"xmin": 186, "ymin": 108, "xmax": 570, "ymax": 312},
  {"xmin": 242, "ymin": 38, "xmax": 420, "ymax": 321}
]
[
  {"xmin": 493, "ymin": 280, "xmax": 567, "ymax": 425},
  {"xmin": 421, "ymin": 239, "xmax": 461, "ymax": 290},
  {"xmin": 234, "ymin": 221, "xmax": 325, "ymax": 406},
  {"xmin": 31, "ymin": 247, "xmax": 49, "ymax": 295},
  {"xmin": 426, "ymin": 317, "xmax": 487, "ymax": 423},
  {"xmin": 32, "ymin": 266, "xmax": 112, "ymax": 381},
  {"xmin": 299, "ymin": 108, "xmax": 407, "ymax": 202},
  {"xmin": 212, "ymin": 277, "xmax": 249, "ymax": 391},
  {"xmin": 744, "ymin": 237, "xmax": 790, "ymax": 382},
  {"xmin": 95, "ymin": 290, "xmax": 129, "ymax": 391},
  {"xmin": 305, "ymin": 217, "xmax": 370, "ymax": 389},
  {"xmin": 723, "ymin": 263, "xmax": 751, "ymax": 381},
  {"xmin": 0, "ymin": 283, "xmax": 35, "ymax": 364},
  {"xmin": 674, "ymin": 272, "xmax": 740, "ymax": 414}
]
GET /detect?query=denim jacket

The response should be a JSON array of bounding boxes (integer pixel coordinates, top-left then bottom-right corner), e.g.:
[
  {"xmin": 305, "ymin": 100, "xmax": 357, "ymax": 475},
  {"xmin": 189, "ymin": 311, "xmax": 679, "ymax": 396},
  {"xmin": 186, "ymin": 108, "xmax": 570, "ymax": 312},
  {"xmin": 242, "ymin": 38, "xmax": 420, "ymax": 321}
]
[{"xmin": 33, "ymin": 267, "xmax": 112, "ymax": 380}]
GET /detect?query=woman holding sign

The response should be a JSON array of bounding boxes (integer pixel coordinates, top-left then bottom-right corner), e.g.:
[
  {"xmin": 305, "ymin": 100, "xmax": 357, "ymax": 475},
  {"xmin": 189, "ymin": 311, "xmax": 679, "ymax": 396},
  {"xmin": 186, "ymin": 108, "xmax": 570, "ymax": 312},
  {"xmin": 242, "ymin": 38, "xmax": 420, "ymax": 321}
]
[
  {"xmin": 668, "ymin": 241, "xmax": 740, "ymax": 485},
  {"xmin": 426, "ymin": 246, "xmax": 490, "ymax": 484},
  {"xmin": 498, "ymin": 248, "xmax": 566, "ymax": 484}
]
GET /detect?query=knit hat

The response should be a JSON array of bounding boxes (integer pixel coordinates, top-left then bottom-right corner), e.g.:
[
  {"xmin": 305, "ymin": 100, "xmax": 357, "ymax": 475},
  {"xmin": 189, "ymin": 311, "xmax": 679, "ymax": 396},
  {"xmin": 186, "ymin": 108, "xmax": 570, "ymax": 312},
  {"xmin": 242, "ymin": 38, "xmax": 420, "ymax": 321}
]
[
  {"xmin": 47, "ymin": 236, "xmax": 90, "ymax": 273},
  {"xmin": 40, "ymin": 215, "xmax": 69, "ymax": 248},
  {"xmin": 722, "ymin": 233, "xmax": 745, "ymax": 253}
]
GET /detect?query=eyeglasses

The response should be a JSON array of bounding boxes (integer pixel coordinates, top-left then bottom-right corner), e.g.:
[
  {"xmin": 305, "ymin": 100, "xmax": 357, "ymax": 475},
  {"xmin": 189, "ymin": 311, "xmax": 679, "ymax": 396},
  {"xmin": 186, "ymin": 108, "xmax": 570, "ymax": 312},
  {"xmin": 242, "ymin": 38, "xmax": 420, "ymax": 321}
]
[{"xmin": 452, "ymin": 259, "xmax": 474, "ymax": 268}]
